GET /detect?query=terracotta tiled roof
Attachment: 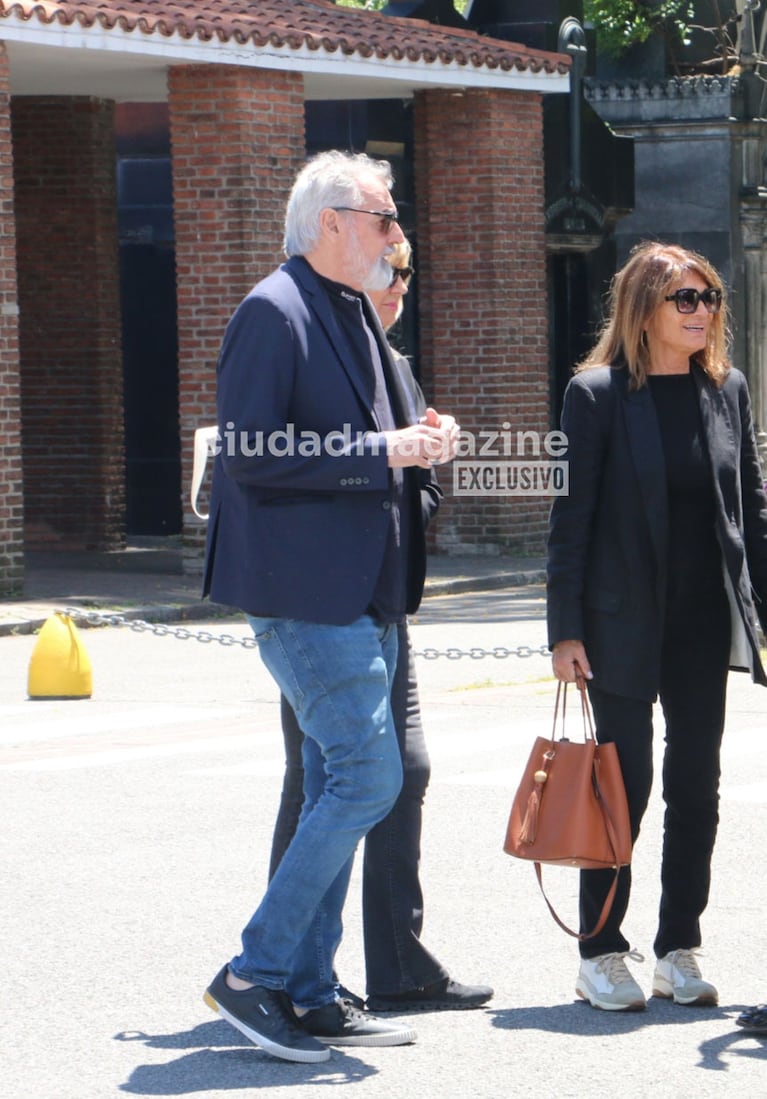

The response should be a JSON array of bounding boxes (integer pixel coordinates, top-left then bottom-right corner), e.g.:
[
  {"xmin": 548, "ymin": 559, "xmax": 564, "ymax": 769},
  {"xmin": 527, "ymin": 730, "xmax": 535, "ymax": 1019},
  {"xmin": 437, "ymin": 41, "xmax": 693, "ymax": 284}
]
[{"xmin": 2, "ymin": 0, "xmax": 569, "ymax": 75}]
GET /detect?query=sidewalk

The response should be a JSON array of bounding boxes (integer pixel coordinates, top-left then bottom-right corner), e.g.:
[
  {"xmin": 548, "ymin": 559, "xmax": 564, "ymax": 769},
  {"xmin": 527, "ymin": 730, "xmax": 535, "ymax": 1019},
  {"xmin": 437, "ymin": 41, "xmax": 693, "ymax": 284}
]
[{"xmin": 0, "ymin": 545, "xmax": 546, "ymax": 636}]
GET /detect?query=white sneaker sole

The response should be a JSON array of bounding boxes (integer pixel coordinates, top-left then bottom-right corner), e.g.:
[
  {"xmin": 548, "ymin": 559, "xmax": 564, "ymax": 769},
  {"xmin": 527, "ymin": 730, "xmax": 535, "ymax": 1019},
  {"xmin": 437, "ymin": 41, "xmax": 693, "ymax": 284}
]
[
  {"xmin": 204, "ymin": 989, "xmax": 331, "ymax": 1063},
  {"xmin": 314, "ymin": 1027, "xmax": 418, "ymax": 1047},
  {"xmin": 576, "ymin": 980, "xmax": 646, "ymax": 1012},
  {"xmin": 652, "ymin": 980, "xmax": 718, "ymax": 1006}
]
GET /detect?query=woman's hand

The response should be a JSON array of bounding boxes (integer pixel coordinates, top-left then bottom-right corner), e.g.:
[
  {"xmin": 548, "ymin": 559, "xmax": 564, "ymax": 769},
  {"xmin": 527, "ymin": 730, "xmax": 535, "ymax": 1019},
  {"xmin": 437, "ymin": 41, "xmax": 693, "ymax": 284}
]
[{"xmin": 552, "ymin": 640, "xmax": 593, "ymax": 683}]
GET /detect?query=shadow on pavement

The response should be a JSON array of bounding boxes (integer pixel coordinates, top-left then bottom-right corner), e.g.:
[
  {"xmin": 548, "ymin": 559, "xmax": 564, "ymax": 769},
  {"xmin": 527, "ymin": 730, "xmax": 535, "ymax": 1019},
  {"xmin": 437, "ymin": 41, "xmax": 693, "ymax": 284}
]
[
  {"xmin": 115, "ymin": 1021, "xmax": 377, "ymax": 1093},
  {"xmin": 696, "ymin": 1027, "xmax": 767, "ymax": 1070},
  {"xmin": 490, "ymin": 1000, "xmax": 767, "ymax": 1073}
]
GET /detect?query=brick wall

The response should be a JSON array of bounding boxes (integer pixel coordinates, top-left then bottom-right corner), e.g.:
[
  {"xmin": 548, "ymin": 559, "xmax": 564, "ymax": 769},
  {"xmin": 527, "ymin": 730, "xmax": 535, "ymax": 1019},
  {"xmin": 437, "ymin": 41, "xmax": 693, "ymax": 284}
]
[
  {"xmin": 0, "ymin": 44, "xmax": 23, "ymax": 595},
  {"xmin": 413, "ymin": 88, "xmax": 551, "ymax": 556},
  {"xmin": 12, "ymin": 96, "xmax": 125, "ymax": 551},
  {"xmin": 167, "ymin": 66, "xmax": 305, "ymax": 570}
]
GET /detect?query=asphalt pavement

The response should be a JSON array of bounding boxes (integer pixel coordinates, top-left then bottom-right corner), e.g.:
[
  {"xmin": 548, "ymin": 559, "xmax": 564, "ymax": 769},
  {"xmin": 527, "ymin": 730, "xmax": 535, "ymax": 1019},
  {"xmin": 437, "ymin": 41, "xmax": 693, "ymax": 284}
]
[{"xmin": 1, "ymin": 549, "xmax": 766, "ymax": 1099}]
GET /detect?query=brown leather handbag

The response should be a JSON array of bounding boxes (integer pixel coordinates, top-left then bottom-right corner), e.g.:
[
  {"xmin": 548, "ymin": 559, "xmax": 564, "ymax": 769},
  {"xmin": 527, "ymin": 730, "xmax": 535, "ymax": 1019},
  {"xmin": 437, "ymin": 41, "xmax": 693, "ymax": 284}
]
[{"xmin": 504, "ymin": 677, "xmax": 632, "ymax": 939}]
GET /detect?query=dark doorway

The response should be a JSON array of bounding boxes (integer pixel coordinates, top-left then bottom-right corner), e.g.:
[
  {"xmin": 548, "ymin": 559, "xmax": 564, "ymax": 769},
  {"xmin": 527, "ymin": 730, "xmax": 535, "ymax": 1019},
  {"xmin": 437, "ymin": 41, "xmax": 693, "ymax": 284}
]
[
  {"xmin": 116, "ymin": 105, "xmax": 181, "ymax": 536},
  {"xmin": 119, "ymin": 239, "xmax": 181, "ymax": 534}
]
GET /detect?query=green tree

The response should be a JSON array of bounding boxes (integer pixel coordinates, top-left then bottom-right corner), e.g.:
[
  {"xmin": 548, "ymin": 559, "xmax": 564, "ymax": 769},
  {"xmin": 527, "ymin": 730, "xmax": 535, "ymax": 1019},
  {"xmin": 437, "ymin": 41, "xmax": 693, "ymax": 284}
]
[{"xmin": 582, "ymin": 0, "xmax": 694, "ymax": 58}]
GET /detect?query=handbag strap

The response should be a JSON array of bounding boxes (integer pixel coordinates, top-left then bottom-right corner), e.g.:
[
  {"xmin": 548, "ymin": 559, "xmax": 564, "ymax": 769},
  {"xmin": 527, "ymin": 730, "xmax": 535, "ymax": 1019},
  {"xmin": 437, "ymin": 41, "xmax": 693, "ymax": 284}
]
[
  {"xmin": 533, "ymin": 862, "xmax": 619, "ymax": 941},
  {"xmin": 190, "ymin": 425, "xmax": 219, "ymax": 521},
  {"xmin": 535, "ymin": 675, "xmax": 623, "ymax": 940},
  {"xmin": 551, "ymin": 677, "xmax": 595, "ymax": 744}
]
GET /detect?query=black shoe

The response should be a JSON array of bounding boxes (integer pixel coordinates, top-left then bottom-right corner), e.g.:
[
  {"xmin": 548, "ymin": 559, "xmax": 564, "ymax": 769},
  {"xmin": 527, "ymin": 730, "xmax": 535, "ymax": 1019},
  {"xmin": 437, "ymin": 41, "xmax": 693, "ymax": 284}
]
[
  {"xmin": 736, "ymin": 1004, "xmax": 767, "ymax": 1034},
  {"xmin": 366, "ymin": 977, "xmax": 494, "ymax": 1013},
  {"xmin": 301, "ymin": 999, "xmax": 417, "ymax": 1047},
  {"xmin": 204, "ymin": 966, "xmax": 330, "ymax": 1063},
  {"xmin": 335, "ymin": 984, "xmax": 366, "ymax": 1011}
]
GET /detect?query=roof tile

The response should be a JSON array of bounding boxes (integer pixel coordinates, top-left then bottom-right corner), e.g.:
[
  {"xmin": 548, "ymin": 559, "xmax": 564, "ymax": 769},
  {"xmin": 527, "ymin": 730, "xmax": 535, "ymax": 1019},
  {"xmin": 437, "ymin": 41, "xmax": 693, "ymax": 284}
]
[{"xmin": 2, "ymin": 0, "xmax": 570, "ymax": 75}]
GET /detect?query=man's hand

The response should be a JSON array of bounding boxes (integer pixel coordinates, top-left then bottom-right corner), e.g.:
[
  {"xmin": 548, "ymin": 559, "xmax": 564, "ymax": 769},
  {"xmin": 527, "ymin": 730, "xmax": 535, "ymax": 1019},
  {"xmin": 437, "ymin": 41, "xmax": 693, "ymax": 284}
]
[{"xmin": 386, "ymin": 408, "xmax": 460, "ymax": 469}]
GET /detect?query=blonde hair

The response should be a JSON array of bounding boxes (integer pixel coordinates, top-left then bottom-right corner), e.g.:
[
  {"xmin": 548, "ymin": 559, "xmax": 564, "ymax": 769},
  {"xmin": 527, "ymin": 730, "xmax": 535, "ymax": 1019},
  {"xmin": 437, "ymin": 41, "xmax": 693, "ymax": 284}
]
[
  {"xmin": 387, "ymin": 239, "xmax": 412, "ymax": 269},
  {"xmin": 578, "ymin": 240, "xmax": 731, "ymax": 388}
]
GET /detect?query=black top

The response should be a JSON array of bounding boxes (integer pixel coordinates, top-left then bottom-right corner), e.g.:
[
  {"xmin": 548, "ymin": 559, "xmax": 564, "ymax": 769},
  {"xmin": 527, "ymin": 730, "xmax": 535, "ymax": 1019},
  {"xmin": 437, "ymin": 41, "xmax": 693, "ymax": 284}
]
[{"xmin": 647, "ymin": 372, "xmax": 725, "ymax": 629}]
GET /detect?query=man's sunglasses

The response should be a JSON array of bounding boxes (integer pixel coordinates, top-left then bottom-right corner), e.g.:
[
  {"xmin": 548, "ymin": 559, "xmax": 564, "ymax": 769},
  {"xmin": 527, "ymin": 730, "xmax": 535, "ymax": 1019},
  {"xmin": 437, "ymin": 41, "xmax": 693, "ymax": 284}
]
[
  {"xmin": 664, "ymin": 287, "xmax": 723, "ymax": 314},
  {"xmin": 389, "ymin": 265, "xmax": 414, "ymax": 288},
  {"xmin": 332, "ymin": 206, "xmax": 400, "ymax": 233}
]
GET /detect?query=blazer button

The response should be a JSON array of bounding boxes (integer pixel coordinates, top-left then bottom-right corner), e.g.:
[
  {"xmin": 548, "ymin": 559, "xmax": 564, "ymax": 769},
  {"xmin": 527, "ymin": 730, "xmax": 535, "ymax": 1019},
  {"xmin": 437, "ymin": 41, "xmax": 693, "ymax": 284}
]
[
  {"xmin": 340, "ymin": 478, "xmax": 348, "ymax": 486},
  {"xmin": 362, "ymin": 476, "xmax": 369, "ymax": 484},
  {"xmin": 382, "ymin": 500, "xmax": 391, "ymax": 510}
]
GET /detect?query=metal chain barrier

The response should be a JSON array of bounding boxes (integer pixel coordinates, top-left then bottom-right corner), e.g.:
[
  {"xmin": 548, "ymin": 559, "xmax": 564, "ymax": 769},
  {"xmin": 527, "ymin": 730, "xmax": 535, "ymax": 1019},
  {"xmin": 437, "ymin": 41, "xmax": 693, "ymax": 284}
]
[
  {"xmin": 59, "ymin": 607, "xmax": 259, "ymax": 650},
  {"xmin": 58, "ymin": 607, "xmax": 550, "ymax": 660},
  {"xmin": 415, "ymin": 644, "xmax": 550, "ymax": 660}
]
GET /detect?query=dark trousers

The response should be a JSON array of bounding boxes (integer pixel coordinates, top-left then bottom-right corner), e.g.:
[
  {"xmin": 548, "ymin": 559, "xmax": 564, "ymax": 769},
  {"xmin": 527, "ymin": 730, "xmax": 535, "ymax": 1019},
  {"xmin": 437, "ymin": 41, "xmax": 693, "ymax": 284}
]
[
  {"xmin": 580, "ymin": 598, "xmax": 730, "ymax": 959},
  {"xmin": 269, "ymin": 621, "xmax": 448, "ymax": 995}
]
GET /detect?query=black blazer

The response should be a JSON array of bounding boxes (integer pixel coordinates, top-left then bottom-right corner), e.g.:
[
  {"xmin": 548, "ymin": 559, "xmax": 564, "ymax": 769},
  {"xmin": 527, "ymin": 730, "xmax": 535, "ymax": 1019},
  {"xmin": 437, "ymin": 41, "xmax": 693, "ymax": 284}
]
[
  {"xmin": 547, "ymin": 362, "xmax": 767, "ymax": 701},
  {"xmin": 203, "ymin": 256, "xmax": 440, "ymax": 624}
]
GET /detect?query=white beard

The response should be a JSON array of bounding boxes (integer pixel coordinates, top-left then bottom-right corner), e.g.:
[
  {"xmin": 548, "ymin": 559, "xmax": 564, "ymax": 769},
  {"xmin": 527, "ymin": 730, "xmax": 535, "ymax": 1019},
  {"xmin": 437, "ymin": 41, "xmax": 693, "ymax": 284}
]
[
  {"xmin": 346, "ymin": 224, "xmax": 393, "ymax": 292},
  {"xmin": 361, "ymin": 254, "xmax": 395, "ymax": 292}
]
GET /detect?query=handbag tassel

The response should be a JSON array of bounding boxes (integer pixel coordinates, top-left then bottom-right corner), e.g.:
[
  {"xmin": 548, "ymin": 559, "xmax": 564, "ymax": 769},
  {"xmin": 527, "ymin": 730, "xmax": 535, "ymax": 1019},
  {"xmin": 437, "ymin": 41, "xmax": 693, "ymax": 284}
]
[{"xmin": 518, "ymin": 767, "xmax": 549, "ymax": 845}]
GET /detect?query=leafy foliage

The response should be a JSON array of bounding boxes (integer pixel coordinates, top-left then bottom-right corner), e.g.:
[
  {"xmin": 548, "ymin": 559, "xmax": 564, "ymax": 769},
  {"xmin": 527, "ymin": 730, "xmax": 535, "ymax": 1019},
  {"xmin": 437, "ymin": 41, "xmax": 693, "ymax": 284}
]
[{"xmin": 583, "ymin": 0, "xmax": 694, "ymax": 58}]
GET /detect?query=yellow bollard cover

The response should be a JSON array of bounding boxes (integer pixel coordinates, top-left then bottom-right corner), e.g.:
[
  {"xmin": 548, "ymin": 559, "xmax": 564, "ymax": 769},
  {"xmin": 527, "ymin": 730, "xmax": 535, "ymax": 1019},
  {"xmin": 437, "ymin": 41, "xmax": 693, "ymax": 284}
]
[{"xmin": 27, "ymin": 612, "xmax": 93, "ymax": 700}]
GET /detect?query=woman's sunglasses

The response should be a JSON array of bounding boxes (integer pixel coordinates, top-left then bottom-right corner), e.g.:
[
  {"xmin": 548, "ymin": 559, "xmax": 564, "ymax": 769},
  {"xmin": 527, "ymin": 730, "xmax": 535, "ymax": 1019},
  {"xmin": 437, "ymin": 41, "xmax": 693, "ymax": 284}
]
[
  {"xmin": 664, "ymin": 287, "xmax": 723, "ymax": 314},
  {"xmin": 389, "ymin": 265, "xmax": 414, "ymax": 288}
]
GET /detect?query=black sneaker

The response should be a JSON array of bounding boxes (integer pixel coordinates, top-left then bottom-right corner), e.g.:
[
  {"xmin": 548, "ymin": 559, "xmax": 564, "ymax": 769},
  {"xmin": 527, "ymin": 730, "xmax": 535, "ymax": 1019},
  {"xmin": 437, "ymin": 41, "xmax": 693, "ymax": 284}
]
[
  {"xmin": 366, "ymin": 977, "xmax": 494, "ymax": 1013},
  {"xmin": 335, "ymin": 984, "xmax": 366, "ymax": 1011},
  {"xmin": 204, "ymin": 966, "xmax": 330, "ymax": 1063},
  {"xmin": 301, "ymin": 999, "xmax": 417, "ymax": 1047},
  {"xmin": 736, "ymin": 1003, "xmax": 767, "ymax": 1034}
]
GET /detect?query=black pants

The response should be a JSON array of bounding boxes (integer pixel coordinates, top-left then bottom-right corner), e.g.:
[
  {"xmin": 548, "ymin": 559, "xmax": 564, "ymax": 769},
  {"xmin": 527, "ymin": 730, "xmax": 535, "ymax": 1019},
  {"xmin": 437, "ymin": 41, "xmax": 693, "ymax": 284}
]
[
  {"xmin": 269, "ymin": 621, "xmax": 448, "ymax": 995},
  {"xmin": 580, "ymin": 598, "xmax": 730, "ymax": 959}
]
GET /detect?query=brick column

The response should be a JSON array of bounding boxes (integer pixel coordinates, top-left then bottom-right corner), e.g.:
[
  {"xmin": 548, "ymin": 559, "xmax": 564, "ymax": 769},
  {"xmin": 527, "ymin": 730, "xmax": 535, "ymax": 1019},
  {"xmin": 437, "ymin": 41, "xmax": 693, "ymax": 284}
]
[
  {"xmin": 12, "ymin": 96, "xmax": 124, "ymax": 552},
  {"xmin": 167, "ymin": 66, "xmax": 305, "ymax": 570},
  {"xmin": 413, "ymin": 88, "xmax": 551, "ymax": 556},
  {"xmin": 0, "ymin": 44, "xmax": 23, "ymax": 594}
]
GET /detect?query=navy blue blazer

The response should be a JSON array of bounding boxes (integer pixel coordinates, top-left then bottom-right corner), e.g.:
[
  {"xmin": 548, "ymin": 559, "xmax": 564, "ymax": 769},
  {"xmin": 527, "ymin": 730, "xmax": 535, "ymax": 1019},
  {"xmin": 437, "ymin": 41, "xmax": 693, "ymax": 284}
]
[
  {"xmin": 203, "ymin": 256, "xmax": 439, "ymax": 624},
  {"xmin": 547, "ymin": 362, "xmax": 767, "ymax": 701}
]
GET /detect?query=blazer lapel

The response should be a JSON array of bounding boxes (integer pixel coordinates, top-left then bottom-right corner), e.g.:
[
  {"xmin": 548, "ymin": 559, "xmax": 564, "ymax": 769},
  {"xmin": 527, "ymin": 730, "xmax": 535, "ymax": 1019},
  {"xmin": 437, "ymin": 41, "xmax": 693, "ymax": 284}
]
[
  {"xmin": 693, "ymin": 365, "xmax": 737, "ymax": 510},
  {"xmin": 360, "ymin": 295, "xmax": 414, "ymax": 428},
  {"xmin": 285, "ymin": 256, "xmax": 376, "ymax": 415}
]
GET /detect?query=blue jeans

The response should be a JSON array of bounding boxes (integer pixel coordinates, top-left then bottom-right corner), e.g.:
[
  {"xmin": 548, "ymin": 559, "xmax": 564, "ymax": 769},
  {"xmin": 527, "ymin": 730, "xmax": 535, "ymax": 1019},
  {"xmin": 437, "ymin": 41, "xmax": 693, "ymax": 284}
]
[
  {"xmin": 270, "ymin": 623, "xmax": 448, "ymax": 995},
  {"xmin": 230, "ymin": 613, "xmax": 402, "ymax": 1009}
]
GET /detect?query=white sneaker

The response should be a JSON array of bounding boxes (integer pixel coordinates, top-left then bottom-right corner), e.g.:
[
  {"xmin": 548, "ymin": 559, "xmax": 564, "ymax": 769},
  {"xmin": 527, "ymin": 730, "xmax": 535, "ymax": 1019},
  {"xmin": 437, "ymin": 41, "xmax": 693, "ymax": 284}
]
[
  {"xmin": 576, "ymin": 950, "xmax": 646, "ymax": 1011},
  {"xmin": 652, "ymin": 949, "xmax": 718, "ymax": 1006}
]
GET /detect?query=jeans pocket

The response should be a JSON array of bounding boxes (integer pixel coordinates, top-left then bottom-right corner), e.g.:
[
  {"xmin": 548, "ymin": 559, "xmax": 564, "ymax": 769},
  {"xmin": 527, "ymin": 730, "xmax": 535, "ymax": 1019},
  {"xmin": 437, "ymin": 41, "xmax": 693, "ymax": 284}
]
[{"xmin": 246, "ymin": 616, "xmax": 306, "ymax": 712}]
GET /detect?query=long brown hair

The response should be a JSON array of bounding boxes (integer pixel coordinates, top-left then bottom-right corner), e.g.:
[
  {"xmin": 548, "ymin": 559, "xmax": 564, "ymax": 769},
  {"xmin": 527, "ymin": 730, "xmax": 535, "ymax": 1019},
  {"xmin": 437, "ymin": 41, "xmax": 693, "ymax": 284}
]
[{"xmin": 577, "ymin": 241, "xmax": 731, "ymax": 388}]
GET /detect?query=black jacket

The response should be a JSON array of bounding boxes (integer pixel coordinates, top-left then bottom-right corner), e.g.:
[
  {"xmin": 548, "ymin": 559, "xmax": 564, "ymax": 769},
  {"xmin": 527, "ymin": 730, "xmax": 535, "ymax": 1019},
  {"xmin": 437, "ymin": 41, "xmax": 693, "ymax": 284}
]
[
  {"xmin": 547, "ymin": 362, "xmax": 767, "ymax": 701},
  {"xmin": 203, "ymin": 256, "xmax": 440, "ymax": 624}
]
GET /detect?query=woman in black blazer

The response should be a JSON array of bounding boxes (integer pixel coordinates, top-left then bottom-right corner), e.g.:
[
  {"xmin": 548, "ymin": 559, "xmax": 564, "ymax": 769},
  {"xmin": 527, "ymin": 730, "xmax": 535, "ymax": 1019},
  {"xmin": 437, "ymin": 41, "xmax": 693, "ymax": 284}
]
[{"xmin": 547, "ymin": 241, "xmax": 767, "ymax": 1012}]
